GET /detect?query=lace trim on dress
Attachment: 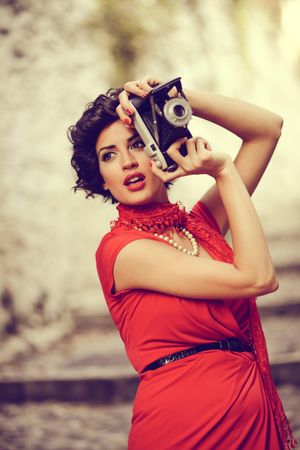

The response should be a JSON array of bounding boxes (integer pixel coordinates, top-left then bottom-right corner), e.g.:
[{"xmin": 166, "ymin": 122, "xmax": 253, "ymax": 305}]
[{"xmin": 112, "ymin": 201, "xmax": 187, "ymax": 233}]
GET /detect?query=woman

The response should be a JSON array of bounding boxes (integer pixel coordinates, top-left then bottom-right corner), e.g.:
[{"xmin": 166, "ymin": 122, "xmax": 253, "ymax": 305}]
[{"xmin": 68, "ymin": 76, "xmax": 297, "ymax": 450}]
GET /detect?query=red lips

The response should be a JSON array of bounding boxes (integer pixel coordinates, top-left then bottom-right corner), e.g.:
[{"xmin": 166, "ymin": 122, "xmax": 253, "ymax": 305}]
[{"xmin": 123, "ymin": 172, "xmax": 145, "ymax": 186}]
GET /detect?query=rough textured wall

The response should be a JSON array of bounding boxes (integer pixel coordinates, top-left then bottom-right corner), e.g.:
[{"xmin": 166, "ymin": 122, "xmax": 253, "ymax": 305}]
[
  {"xmin": 0, "ymin": 0, "xmax": 109, "ymax": 337},
  {"xmin": 0, "ymin": 0, "xmax": 299, "ymax": 342}
]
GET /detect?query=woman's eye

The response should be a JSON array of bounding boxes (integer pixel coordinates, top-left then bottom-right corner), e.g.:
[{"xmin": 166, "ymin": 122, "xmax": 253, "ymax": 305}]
[
  {"xmin": 101, "ymin": 152, "xmax": 114, "ymax": 161},
  {"xmin": 131, "ymin": 140, "xmax": 144, "ymax": 150}
]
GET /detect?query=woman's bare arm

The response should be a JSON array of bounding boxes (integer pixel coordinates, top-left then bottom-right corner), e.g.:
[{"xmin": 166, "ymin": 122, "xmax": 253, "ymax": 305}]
[
  {"xmin": 114, "ymin": 158, "xmax": 279, "ymax": 300},
  {"xmin": 185, "ymin": 89, "xmax": 283, "ymax": 140},
  {"xmin": 184, "ymin": 89, "xmax": 283, "ymax": 235}
]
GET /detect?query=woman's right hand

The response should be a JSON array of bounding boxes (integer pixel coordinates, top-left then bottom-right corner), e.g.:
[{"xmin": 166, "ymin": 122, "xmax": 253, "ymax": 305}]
[
  {"xmin": 150, "ymin": 136, "xmax": 231, "ymax": 182},
  {"xmin": 116, "ymin": 76, "xmax": 162, "ymax": 126}
]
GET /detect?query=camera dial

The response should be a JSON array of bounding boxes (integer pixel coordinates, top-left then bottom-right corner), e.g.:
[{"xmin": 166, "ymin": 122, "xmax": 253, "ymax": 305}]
[{"xmin": 163, "ymin": 97, "xmax": 192, "ymax": 128}]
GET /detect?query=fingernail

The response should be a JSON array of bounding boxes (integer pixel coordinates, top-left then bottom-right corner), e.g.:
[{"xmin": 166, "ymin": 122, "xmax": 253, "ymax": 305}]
[
  {"xmin": 142, "ymin": 91, "xmax": 148, "ymax": 97},
  {"xmin": 127, "ymin": 108, "xmax": 133, "ymax": 115},
  {"xmin": 124, "ymin": 117, "xmax": 132, "ymax": 125}
]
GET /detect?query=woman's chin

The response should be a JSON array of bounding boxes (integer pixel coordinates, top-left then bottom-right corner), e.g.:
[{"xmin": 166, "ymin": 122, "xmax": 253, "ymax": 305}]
[{"xmin": 118, "ymin": 190, "xmax": 168, "ymax": 207}]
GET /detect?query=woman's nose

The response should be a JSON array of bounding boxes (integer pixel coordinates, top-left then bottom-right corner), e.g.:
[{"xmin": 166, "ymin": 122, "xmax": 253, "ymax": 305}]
[{"xmin": 121, "ymin": 151, "xmax": 138, "ymax": 170}]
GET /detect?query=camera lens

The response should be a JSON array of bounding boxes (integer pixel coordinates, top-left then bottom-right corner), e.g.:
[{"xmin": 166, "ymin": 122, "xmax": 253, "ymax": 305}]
[
  {"xmin": 174, "ymin": 105, "xmax": 185, "ymax": 117},
  {"xmin": 163, "ymin": 97, "xmax": 192, "ymax": 128}
]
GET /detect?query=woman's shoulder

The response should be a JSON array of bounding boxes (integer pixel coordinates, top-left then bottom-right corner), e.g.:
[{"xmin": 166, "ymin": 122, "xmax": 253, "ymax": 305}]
[
  {"xmin": 95, "ymin": 226, "xmax": 158, "ymax": 263},
  {"xmin": 96, "ymin": 227, "xmax": 141, "ymax": 252}
]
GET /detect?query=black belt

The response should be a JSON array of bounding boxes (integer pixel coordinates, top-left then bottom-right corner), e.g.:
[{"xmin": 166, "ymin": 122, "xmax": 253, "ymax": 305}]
[{"xmin": 142, "ymin": 338, "xmax": 252, "ymax": 373}]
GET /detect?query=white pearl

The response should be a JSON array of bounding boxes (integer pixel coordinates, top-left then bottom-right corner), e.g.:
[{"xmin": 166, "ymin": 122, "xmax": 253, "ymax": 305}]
[{"xmin": 150, "ymin": 225, "xmax": 199, "ymax": 257}]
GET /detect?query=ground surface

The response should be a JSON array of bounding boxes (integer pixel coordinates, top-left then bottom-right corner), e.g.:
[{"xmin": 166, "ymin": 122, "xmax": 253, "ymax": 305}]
[{"xmin": 0, "ymin": 384, "xmax": 299, "ymax": 450}]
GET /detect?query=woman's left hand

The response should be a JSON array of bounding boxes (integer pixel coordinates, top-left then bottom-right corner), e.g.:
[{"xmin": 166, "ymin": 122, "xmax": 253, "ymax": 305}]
[
  {"xmin": 116, "ymin": 75, "xmax": 161, "ymax": 125},
  {"xmin": 150, "ymin": 136, "xmax": 230, "ymax": 183}
]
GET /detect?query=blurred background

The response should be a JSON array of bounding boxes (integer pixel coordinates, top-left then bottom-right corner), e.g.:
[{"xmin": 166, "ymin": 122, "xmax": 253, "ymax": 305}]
[{"xmin": 0, "ymin": 0, "xmax": 300, "ymax": 449}]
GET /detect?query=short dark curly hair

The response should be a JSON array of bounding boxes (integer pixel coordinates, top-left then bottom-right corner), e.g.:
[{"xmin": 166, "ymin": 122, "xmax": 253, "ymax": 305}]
[
  {"xmin": 68, "ymin": 87, "xmax": 172, "ymax": 203},
  {"xmin": 68, "ymin": 87, "xmax": 123, "ymax": 203}
]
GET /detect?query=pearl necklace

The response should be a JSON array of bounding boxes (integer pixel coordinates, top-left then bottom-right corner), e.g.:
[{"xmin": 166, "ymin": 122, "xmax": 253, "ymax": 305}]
[{"xmin": 154, "ymin": 226, "xmax": 199, "ymax": 257}]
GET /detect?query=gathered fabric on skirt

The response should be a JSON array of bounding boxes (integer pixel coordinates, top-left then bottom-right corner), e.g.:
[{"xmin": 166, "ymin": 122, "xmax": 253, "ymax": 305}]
[{"xmin": 95, "ymin": 200, "xmax": 290, "ymax": 450}]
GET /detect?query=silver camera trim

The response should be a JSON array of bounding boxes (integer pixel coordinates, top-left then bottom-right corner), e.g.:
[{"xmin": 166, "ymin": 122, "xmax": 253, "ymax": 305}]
[{"xmin": 131, "ymin": 103, "xmax": 168, "ymax": 170}]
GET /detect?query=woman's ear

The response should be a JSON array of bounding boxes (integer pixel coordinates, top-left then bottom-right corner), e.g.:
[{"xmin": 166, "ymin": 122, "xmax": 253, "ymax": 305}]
[{"xmin": 102, "ymin": 182, "xmax": 109, "ymax": 191}]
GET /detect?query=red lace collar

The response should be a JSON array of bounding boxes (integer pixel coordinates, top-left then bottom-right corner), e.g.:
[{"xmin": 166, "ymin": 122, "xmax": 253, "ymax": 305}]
[{"xmin": 112, "ymin": 201, "xmax": 187, "ymax": 233}]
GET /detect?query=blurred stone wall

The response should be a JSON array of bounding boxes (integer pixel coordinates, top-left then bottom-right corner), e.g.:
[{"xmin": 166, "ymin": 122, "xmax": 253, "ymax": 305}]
[
  {"xmin": 0, "ymin": 0, "xmax": 299, "ymax": 341},
  {"xmin": 0, "ymin": 0, "xmax": 110, "ymax": 338}
]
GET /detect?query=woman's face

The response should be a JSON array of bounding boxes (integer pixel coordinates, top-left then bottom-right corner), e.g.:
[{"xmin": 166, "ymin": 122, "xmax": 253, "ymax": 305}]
[{"xmin": 96, "ymin": 120, "xmax": 169, "ymax": 206}]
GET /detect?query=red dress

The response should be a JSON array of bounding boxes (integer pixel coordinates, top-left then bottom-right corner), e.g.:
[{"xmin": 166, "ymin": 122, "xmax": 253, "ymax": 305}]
[{"xmin": 95, "ymin": 201, "xmax": 295, "ymax": 450}]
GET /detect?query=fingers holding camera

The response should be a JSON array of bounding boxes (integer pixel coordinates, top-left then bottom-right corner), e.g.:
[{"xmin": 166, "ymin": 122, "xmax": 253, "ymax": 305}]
[
  {"xmin": 123, "ymin": 80, "xmax": 148, "ymax": 100},
  {"xmin": 125, "ymin": 76, "xmax": 160, "ymax": 95},
  {"xmin": 117, "ymin": 76, "xmax": 161, "ymax": 125},
  {"xmin": 123, "ymin": 76, "xmax": 160, "ymax": 102},
  {"xmin": 149, "ymin": 137, "xmax": 209, "ymax": 183},
  {"xmin": 149, "ymin": 136, "xmax": 229, "ymax": 181},
  {"xmin": 118, "ymin": 90, "xmax": 136, "ymax": 121},
  {"xmin": 196, "ymin": 138, "xmax": 212, "ymax": 152},
  {"xmin": 191, "ymin": 138, "xmax": 230, "ymax": 177},
  {"xmin": 135, "ymin": 76, "xmax": 160, "ymax": 93},
  {"xmin": 188, "ymin": 137, "xmax": 213, "ymax": 164},
  {"xmin": 167, "ymin": 136, "xmax": 228, "ymax": 179},
  {"xmin": 149, "ymin": 137, "xmax": 188, "ymax": 183},
  {"xmin": 145, "ymin": 76, "xmax": 161, "ymax": 88},
  {"xmin": 149, "ymin": 159, "xmax": 185, "ymax": 184},
  {"xmin": 167, "ymin": 137, "xmax": 189, "ymax": 169},
  {"xmin": 116, "ymin": 103, "xmax": 134, "ymax": 127}
]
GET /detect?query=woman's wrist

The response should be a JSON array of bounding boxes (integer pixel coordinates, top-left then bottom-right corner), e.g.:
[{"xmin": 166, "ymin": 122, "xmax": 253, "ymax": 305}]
[
  {"xmin": 214, "ymin": 156, "xmax": 235, "ymax": 180},
  {"xmin": 184, "ymin": 89, "xmax": 203, "ymax": 117}
]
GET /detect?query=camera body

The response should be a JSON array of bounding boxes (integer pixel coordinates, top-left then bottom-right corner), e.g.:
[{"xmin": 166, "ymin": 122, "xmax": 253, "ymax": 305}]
[{"xmin": 130, "ymin": 77, "xmax": 193, "ymax": 171}]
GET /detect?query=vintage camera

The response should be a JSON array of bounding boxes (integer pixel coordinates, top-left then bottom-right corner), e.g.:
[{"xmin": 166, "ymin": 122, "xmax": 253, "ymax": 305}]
[{"xmin": 130, "ymin": 77, "xmax": 193, "ymax": 171}]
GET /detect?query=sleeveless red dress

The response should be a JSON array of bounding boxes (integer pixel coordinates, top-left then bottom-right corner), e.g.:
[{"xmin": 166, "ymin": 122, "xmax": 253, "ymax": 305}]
[{"xmin": 95, "ymin": 200, "xmax": 296, "ymax": 450}]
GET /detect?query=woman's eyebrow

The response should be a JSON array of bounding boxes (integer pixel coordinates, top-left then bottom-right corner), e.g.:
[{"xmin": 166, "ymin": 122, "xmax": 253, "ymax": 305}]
[{"xmin": 96, "ymin": 132, "xmax": 140, "ymax": 156}]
